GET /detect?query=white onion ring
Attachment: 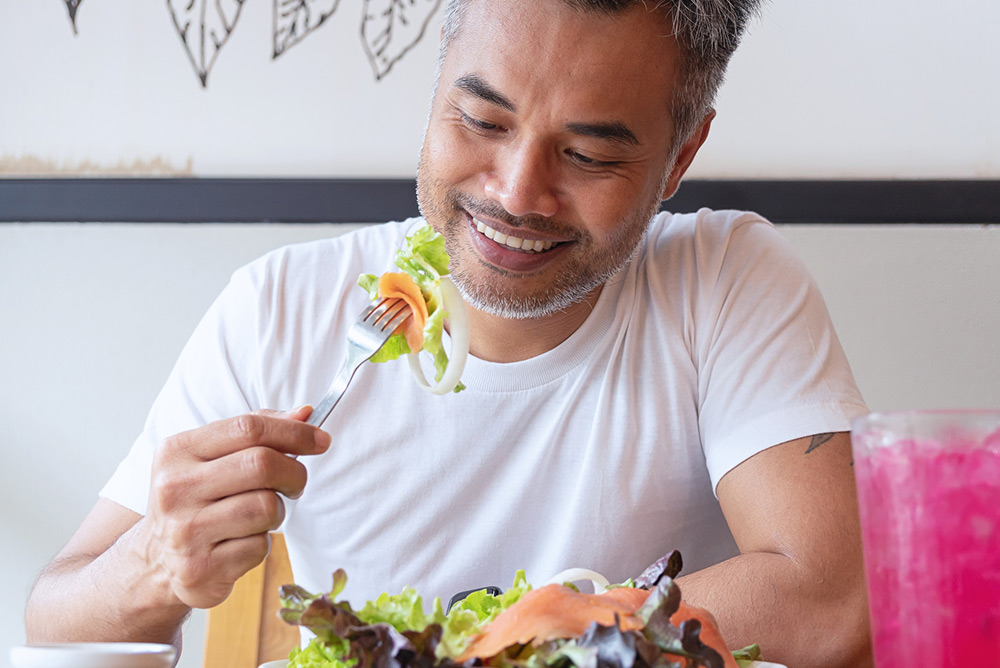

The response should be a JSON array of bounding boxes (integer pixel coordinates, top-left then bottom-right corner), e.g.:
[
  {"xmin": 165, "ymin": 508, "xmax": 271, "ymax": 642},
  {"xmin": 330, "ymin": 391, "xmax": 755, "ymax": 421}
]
[
  {"xmin": 544, "ymin": 568, "xmax": 610, "ymax": 594},
  {"xmin": 407, "ymin": 275, "xmax": 469, "ymax": 395}
]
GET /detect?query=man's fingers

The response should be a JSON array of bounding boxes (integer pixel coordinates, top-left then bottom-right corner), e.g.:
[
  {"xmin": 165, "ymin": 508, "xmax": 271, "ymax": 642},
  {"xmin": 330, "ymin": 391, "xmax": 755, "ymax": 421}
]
[
  {"xmin": 184, "ymin": 489, "xmax": 287, "ymax": 547},
  {"xmin": 163, "ymin": 409, "xmax": 331, "ymax": 461},
  {"xmin": 202, "ymin": 446, "xmax": 310, "ymax": 501}
]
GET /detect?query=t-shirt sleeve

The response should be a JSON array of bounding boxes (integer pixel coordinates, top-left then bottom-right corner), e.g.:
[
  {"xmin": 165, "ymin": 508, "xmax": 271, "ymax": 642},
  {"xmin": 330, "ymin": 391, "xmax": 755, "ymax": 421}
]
[
  {"xmin": 99, "ymin": 262, "xmax": 267, "ymax": 515},
  {"xmin": 690, "ymin": 211, "xmax": 868, "ymax": 491}
]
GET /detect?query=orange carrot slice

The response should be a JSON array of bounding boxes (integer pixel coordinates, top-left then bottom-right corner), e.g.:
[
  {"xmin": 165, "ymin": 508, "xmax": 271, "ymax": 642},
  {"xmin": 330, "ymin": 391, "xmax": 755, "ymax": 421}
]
[{"xmin": 378, "ymin": 272, "xmax": 428, "ymax": 352}]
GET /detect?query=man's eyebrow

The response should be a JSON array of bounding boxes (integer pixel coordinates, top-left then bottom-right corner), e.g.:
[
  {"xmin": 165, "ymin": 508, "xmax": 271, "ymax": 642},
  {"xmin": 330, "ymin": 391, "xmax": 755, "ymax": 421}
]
[
  {"xmin": 452, "ymin": 74, "xmax": 515, "ymax": 112},
  {"xmin": 565, "ymin": 121, "xmax": 640, "ymax": 147},
  {"xmin": 451, "ymin": 74, "xmax": 638, "ymax": 147}
]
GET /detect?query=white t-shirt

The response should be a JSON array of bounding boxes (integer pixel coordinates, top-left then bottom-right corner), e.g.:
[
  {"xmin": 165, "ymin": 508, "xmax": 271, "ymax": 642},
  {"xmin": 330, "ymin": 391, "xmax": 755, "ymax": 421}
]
[{"xmin": 101, "ymin": 209, "xmax": 867, "ymax": 607}]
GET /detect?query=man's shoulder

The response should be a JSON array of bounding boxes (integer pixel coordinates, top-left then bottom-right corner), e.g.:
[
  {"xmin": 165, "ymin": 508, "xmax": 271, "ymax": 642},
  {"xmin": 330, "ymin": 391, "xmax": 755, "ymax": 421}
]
[
  {"xmin": 644, "ymin": 207, "xmax": 787, "ymax": 267},
  {"xmin": 637, "ymin": 208, "xmax": 789, "ymax": 291},
  {"xmin": 648, "ymin": 207, "xmax": 773, "ymax": 246}
]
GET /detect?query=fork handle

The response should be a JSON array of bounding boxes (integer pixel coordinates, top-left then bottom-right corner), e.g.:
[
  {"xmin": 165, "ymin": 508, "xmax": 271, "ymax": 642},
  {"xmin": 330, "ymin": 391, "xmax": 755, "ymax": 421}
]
[{"xmin": 305, "ymin": 348, "xmax": 370, "ymax": 428}]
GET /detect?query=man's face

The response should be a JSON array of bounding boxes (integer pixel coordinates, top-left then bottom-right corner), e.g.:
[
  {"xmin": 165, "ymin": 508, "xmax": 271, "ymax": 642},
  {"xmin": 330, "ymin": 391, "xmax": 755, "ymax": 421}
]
[{"xmin": 417, "ymin": 0, "xmax": 686, "ymax": 319}]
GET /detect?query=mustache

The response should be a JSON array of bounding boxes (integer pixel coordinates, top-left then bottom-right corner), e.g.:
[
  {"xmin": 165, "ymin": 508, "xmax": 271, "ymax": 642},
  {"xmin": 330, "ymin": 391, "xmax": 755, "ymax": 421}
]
[{"xmin": 450, "ymin": 192, "xmax": 580, "ymax": 241}]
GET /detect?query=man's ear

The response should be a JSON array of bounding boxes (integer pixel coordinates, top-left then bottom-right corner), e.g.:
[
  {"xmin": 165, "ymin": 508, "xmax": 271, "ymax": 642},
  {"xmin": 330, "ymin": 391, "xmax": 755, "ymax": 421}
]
[{"xmin": 660, "ymin": 109, "xmax": 715, "ymax": 201}]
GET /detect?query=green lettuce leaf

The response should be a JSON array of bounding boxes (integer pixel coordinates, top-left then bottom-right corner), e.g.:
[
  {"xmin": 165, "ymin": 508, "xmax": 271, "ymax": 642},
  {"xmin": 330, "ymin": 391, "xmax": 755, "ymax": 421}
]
[
  {"xmin": 368, "ymin": 334, "xmax": 413, "ymax": 364},
  {"xmin": 356, "ymin": 586, "xmax": 445, "ymax": 632},
  {"xmin": 394, "ymin": 224, "xmax": 451, "ymax": 280},
  {"xmin": 287, "ymin": 640, "xmax": 354, "ymax": 668},
  {"xmin": 357, "ymin": 273, "xmax": 380, "ymax": 300},
  {"xmin": 733, "ymin": 643, "xmax": 762, "ymax": 666}
]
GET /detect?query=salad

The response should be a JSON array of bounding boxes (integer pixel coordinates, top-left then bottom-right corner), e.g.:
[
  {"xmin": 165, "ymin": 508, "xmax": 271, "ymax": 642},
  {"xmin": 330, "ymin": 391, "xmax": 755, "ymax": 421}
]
[
  {"xmin": 357, "ymin": 224, "xmax": 469, "ymax": 395},
  {"xmin": 277, "ymin": 551, "xmax": 766, "ymax": 668}
]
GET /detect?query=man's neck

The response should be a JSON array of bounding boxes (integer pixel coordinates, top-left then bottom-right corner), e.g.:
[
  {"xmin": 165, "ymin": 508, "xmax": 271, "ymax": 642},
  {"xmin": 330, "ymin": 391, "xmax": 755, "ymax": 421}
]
[{"xmin": 461, "ymin": 284, "xmax": 604, "ymax": 363}]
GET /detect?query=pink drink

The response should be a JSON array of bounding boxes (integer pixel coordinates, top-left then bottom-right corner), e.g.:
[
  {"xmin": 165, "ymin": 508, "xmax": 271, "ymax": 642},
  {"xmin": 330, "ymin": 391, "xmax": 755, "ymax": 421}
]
[{"xmin": 852, "ymin": 412, "xmax": 1000, "ymax": 667}]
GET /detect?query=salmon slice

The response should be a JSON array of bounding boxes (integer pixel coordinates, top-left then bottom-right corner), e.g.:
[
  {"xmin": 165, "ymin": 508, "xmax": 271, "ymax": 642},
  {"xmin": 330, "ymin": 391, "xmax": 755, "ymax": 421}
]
[
  {"xmin": 457, "ymin": 584, "xmax": 645, "ymax": 661},
  {"xmin": 458, "ymin": 584, "xmax": 737, "ymax": 668},
  {"xmin": 377, "ymin": 272, "xmax": 428, "ymax": 351}
]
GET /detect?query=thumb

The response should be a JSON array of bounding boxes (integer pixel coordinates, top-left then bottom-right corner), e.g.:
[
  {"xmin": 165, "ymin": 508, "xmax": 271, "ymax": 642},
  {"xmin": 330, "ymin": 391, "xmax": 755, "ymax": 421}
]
[{"xmin": 252, "ymin": 405, "xmax": 314, "ymax": 422}]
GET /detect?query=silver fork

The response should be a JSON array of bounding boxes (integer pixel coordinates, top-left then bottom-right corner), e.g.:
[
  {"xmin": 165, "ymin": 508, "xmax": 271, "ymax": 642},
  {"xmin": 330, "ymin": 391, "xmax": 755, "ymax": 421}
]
[{"xmin": 306, "ymin": 297, "xmax": 412, "ymax": 427}]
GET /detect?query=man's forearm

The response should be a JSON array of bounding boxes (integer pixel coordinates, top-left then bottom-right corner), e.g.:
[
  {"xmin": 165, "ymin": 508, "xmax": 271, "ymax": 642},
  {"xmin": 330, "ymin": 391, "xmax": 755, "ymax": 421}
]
[
  {"xmin": 677, "ymin": 552, "xmax": 872, "ymax": 668},
  {"xmin": 25, "ymin": 520, "xmax": 191, "ymax": 647}
]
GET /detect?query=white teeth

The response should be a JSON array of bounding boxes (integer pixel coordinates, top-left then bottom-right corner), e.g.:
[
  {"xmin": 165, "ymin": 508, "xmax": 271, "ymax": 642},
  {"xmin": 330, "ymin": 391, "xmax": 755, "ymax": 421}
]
[{"xmin": 472, "ymin": 217, "xmax": 557, "ymax": 253}]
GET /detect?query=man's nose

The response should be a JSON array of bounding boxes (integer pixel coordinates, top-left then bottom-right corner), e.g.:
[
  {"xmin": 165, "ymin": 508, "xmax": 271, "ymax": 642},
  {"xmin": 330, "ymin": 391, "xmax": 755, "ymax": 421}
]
[{"xmin": 483, "ymin": 141, "xmax": 559, "ymax": 219}]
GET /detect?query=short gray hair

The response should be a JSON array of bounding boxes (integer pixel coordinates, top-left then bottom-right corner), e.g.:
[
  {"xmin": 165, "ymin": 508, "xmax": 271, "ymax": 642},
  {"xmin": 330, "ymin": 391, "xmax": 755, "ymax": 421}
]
[{"xmin": 439, "ymin": 0, "xmax": 764, "ymax": 152}]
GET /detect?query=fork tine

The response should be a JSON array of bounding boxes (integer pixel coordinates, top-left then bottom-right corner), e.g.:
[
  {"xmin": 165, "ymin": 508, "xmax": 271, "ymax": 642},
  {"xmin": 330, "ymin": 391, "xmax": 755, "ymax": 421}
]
[
  {"xmin": 374, "ymin": 299, "xmax": 407, "ymax": 325},
  {"xmin": 382, "ymin": 304, "xmax": 413, "ymax": 333},
  {"xmin": 364, "ymin": 297, "xmax": 395, "ymax": 323}
]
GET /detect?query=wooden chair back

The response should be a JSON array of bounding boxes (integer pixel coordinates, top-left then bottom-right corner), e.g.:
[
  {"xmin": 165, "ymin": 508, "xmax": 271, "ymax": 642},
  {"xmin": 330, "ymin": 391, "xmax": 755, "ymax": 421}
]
[{"xmin": 203, "ymin": 532, "xmax": 301, "ymax": 668}]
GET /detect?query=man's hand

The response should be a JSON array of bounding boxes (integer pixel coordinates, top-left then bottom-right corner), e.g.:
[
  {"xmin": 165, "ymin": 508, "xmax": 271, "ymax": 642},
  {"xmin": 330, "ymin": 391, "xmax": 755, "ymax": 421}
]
[
  {"xmin": 141, "ymin": 406, "xmax": 331, "ymax": 608},
  {"xmin": 25, "ymin": 406, "xmax": 331, "ymax": 645}
]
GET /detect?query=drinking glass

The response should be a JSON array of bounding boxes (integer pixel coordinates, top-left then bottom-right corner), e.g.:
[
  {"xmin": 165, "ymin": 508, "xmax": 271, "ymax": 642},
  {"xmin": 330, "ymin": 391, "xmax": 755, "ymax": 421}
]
[{"xmin": 851, "ymin": 410, "xmax": 1000, "ymax": 667}]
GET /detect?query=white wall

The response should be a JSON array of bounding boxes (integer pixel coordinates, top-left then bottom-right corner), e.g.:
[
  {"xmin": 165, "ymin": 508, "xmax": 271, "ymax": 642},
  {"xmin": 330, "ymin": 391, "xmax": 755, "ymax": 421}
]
[
  {"xmin": 2, "ymin": 222, "xmax": 998, "ymax": 667},
  {"xmin": 2, "ymin": 0, "xmax": 999, "ymax": 178}
]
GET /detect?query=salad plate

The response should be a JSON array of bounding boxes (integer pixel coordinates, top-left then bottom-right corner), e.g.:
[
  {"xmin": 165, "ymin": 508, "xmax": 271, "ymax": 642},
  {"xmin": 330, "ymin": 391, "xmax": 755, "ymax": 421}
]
[{"xmin": 10, "ymin": 642, "xmax": 176, "ymax": 668}]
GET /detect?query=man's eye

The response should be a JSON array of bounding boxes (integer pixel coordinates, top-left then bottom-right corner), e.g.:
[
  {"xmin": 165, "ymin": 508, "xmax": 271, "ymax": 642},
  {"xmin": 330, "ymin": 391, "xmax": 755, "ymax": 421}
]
[
  {"xmin": 460, "ymin": 112, "xmax": 500, "ymax": 132},
  {"xmin": 565, "ymin": 149, "xmax": 613, "ymax": 167}
]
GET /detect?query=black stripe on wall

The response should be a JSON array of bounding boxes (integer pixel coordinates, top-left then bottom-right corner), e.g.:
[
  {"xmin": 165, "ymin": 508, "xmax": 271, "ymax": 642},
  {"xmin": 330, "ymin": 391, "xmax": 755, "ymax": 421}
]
[{"xmin": 2, "ymin": 178, "xmax": 998, "ymax": 224}]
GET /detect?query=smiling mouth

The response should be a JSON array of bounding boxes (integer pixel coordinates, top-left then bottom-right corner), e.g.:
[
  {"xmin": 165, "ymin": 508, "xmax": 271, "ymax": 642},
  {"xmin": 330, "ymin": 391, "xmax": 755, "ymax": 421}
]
[{"xmin": 471, "ymin": 216, "xmax": 561, "ymax": 254}]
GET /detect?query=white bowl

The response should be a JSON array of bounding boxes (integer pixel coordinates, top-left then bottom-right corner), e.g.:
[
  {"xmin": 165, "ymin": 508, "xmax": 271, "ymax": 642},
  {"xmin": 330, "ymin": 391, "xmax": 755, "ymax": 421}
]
[
  {"xmin": 258, "ymin": 661, "xmax": 289, "ymax": 668},
  {"xmin": 10, "ymin": 643, "xmax": 176, "ymax": 668}
]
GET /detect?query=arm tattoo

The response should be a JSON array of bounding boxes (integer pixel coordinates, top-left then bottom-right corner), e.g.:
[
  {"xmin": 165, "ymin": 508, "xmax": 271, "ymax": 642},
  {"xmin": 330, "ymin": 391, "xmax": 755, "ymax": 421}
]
[{"xmin": 804, "ymin": 432, "xmax": 834, "ymax": 454}]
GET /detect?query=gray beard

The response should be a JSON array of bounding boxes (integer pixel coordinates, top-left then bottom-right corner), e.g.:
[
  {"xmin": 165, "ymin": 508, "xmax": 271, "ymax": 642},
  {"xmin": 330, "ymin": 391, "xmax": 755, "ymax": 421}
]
[{"xmin": 450, "ymin": 241, "xmax": 641, "ymax": 320}]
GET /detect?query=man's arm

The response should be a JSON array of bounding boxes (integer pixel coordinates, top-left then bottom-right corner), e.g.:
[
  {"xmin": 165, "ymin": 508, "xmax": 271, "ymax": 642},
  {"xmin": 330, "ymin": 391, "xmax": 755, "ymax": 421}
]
[
  {"xmin": 676, "ymin": 432, "xmax": 873, "ymax": 668},
  {"xmin": 26, "ymin": 500, "xmax": 190, "ymax": 647},
  {"xmin": 25, "ymin": 407, "xmax": 330, "ymax": 649}
]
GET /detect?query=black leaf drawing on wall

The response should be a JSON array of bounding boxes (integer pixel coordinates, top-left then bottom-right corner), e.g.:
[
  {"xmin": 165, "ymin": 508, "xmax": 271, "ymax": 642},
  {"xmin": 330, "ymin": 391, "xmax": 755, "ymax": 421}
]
[
  {"xmin": 60, "ymin": 0, "xmax": 442, "ymax": 87},
  {"xmin": 274, "ymin": 0, "xmax": 341, "ymax": 57},
  {"xmin": 167, "ymin": 0, "xmax": 247, "ymax": 87},
  {"xmin": 362, "ymin": 0, "xmax": 443, "ymax": 80},
  {"xmin": 63, "ymin": 0, "xmax": 83, "ymax": 35}
]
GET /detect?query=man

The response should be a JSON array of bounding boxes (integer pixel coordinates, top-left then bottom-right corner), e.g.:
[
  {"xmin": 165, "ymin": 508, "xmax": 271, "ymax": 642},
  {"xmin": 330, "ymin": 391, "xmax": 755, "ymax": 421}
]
[{"xmin": 26, "ymin": 1, "xmax": 872, "ymax": 666}]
